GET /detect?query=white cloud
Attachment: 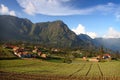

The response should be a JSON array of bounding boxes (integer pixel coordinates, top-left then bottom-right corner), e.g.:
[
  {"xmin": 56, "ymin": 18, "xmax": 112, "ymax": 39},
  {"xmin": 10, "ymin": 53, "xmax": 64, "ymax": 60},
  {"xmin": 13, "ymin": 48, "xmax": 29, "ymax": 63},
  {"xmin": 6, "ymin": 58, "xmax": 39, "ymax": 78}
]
[
  {"xmin": 72, "ymin": 24, "xmax": 85, "ymax": 35},
  {"xmin": 103, "ymin": 27, "xmax": 120, "ymax": 38},
  {"xmin": 0, "ymin": 4, "xmax": 16, "ymax": 16},
  {"xmin": 72, "ymin": 26, "xmax": 120, "ymax": 39},
  {"xmin": 115, "ymin": 11, "xmax": 120, "ymax": 21},
  {"xmin": 72, "ymin": 24, "xmax": 97, "ymax": 39},
  {"xmin": 95, "ymin": 3, "xmax": 115, "ymax": 12},
  {"xmin": 16, "ymin": 0, "xmax": 120, "ymax": 16},
  {"xmin": 17, "ymin": 0, "xmax": 82, "ymax": 16},
  {"xmin": 86, "ymin": 32, "xmax": 97, "ymax": 39}
]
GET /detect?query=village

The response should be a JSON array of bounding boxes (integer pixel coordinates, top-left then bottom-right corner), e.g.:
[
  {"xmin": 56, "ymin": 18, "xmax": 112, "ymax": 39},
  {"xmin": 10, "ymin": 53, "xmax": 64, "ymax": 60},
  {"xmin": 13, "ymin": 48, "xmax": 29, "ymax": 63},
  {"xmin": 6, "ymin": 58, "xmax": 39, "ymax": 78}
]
[
  {"xmin": 1, "ymin": 43, "xmax": 120, "ymax": 80},
  {"xmin": 2, "ymin": 44, "xmax": 48, "ymax": 59},
  {"xmin": 1, "ymin": 43, "xmax": 114, "ymax": 63}
]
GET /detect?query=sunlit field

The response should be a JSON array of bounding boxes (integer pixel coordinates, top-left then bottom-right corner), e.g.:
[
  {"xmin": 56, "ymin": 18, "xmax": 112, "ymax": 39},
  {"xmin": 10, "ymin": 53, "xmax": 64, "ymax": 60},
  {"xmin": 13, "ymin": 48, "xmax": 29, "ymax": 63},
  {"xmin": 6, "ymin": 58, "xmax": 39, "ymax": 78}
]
[{"xmin": 0, "ymin": 59, "xmax": 120, "ymax": 80}]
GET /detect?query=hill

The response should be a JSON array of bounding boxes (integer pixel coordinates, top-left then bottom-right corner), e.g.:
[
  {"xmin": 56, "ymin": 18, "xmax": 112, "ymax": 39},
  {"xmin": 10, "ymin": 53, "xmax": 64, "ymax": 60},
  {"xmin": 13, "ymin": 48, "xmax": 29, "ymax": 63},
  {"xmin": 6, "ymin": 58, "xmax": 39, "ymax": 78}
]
[{"xmin": 0, "ymin": 15, "xmax": 90, "ymax": 48}]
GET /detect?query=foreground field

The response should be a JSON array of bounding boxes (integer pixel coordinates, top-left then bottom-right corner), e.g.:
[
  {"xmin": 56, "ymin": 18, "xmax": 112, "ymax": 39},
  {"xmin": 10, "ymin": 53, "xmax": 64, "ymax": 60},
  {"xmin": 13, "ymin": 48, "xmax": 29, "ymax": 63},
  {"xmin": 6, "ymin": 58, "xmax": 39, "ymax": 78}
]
[{"xmin": 0, "ymin": 59, "xmax": 120, "ymax": 80}]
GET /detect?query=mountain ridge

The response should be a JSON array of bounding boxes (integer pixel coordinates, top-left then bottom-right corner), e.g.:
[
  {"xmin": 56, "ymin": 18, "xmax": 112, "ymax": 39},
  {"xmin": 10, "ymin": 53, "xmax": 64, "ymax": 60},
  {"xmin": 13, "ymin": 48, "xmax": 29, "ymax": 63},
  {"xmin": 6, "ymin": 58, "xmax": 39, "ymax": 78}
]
[
  {"xmin": 0, "ymin": 15, "xmax": 90, "ymax": 48},
  {"xmin": 0, "ymin": 15, "xmax": 120, "ymax": 52}
]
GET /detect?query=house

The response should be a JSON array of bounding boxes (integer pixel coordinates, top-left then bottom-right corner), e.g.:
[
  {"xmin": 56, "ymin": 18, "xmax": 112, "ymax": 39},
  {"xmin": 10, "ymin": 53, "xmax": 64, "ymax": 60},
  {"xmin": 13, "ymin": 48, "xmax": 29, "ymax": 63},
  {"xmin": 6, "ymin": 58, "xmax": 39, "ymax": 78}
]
[
  {"xmin": 102, "ymin": 54, "xmax": 111, "ymax": 59},
  {"xmin": 51, "ymin": 48, "xmax": 60, "ymax": 52},
  {"xmin": 83, "ymin": 57, "xmax": 87, "ymax": 60},
  {"xmin": 32, "ymin": 49, "xmax": 38, "ymax": 53},
  {"xmin": 13, "ymin": 46, "xmax": 19, "ymax": 52},
  {"xmin": 103, "ymin": 54, "xmax": 111, "ymax": 59},
  {"xmin": 32, "ymin": 46, "xmax": 38, "ymax": 53},
  {"xmin": 38, "ymin": 51, "xmax": 42, "ymax": 56},
  {"xmin": 37, "ymin": 50, "xmax": 47, "ymax": 58},
  {"xmin": 88, "ymin": 57, "xmax": 99, "ymax": 62},
  {"xmin": 41, "ymin": 53, "xmax": 47, "ymax": 58},
  {"xmin": 21, "ymin": 51, "xmax": 33, "ymax": 58}
]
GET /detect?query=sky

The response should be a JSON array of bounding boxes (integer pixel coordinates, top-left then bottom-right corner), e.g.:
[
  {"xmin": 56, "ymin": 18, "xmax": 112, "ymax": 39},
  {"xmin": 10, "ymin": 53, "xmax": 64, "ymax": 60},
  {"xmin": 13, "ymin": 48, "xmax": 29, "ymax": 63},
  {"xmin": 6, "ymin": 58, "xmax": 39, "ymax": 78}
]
[{"xmin": 0, "ymin": 0, "xmax": 120, "ymax": 38}]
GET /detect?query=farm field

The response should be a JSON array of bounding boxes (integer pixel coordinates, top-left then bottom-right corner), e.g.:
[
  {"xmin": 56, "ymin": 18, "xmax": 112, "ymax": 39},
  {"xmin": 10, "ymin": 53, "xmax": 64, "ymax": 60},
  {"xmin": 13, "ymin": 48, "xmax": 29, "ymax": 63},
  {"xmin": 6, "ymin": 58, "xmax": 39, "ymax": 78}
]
[{"xmin": 0, "ymin": 59, "xmax": 120, "ymax": 80}]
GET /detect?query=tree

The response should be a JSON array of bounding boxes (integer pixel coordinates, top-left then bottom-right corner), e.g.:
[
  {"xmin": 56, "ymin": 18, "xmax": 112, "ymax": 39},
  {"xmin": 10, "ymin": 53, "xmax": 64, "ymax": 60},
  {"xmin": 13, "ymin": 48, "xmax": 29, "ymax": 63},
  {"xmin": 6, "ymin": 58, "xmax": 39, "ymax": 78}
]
[{"xmin": 99, "ymin": 45, "xmax": 105, "ymax": 55}]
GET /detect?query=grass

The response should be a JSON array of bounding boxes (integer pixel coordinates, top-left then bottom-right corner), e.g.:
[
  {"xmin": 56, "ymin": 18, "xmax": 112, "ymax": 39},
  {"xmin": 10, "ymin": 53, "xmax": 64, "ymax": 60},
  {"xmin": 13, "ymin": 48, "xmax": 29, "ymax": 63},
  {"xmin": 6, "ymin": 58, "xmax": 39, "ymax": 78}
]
[
  {"xmin": 99, "ymin": 61, "xmax": 120, "ymax": 76},
  {"xmin": 0, "ymin": 59, "xmax": 120, "ymax": 80}
]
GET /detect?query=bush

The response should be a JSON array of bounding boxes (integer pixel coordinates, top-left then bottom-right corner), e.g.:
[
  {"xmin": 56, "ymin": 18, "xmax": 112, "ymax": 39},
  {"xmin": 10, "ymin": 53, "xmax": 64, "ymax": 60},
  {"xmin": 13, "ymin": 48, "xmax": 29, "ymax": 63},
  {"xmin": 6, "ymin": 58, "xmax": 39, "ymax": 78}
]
[
  {"xmin": 63, "ymin": 53, "xmax": 74, "ymax": 63},
  {"xmin": 63, "ymin": 58, "xmax": 72, "ymax": 64}
]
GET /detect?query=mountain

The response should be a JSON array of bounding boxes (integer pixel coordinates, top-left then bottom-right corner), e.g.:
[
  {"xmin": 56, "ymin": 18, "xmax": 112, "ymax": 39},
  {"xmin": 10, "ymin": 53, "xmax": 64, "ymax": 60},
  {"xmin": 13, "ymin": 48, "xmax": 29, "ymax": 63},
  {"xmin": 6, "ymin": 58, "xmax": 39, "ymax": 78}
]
[
  {"xmin": 78, "ymin": 34, "xmax": 120, "ymax": 52},
  {"xmin": 30, "ymin": 20, "xmax": 85, "ymax": 48},
  {"xmin": 78, "ymin": 34, "xmax": 93, "ymax": 44},
  {"xmin": 0, "ymin": 15, "xmax": 33, "ymax": 41},
  {"xmin": 0, "ymin": 15, "xmax": 90, "ymax": 48},
  {"xmin": 93, "ymin": 38, "xmax": 120, "ymax": 52},
  {"xmin": 0, "ymin": 15, "xmax": 120, "ymax": 51},
  {"xmin": 78, "ymin": 34, "xmax": 94, "ymax": 49}
]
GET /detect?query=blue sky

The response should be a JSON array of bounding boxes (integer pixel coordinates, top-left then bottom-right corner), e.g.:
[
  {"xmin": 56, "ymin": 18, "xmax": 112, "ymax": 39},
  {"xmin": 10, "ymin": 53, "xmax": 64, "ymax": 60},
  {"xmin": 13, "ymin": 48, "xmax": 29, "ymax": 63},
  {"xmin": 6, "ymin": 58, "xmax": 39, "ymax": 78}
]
[{"xmin": 0, "ymin": 0, "xmax": 120, "ymax": 38}]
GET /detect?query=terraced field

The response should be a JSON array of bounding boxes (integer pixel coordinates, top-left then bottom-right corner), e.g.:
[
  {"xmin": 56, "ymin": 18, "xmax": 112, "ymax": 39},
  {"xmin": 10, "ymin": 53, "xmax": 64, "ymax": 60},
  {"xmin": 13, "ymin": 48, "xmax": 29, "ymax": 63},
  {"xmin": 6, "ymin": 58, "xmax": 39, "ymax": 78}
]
[{"xmin": 0, "ymin": 59, "xmax": 120, "ymax": 80}]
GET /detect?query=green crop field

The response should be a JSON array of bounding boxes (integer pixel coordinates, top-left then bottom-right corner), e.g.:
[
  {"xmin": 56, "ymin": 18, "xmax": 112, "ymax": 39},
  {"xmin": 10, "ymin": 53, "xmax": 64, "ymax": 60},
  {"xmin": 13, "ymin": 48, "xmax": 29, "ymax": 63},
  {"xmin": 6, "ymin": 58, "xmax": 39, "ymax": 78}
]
[{"xmin": 0, "ymin": 59, "xmax": 120, "ymax": 80}]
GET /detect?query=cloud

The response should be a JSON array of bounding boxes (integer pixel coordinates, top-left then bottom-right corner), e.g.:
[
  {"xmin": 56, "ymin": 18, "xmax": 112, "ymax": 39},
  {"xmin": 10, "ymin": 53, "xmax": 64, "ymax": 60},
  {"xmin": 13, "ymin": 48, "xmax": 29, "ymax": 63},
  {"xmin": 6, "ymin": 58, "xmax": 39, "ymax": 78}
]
[
  {"xmin": 72, "ymin": 26, "xmax": 120, "ymax": 39},
  {"xmin": 86, "ymin": 32, "xmax": 97, "ymax": 39},
  {"xmin": 103, "ymin": 27, "xmax": 120, "ymax": 38},
  {"xmin": 16, "ymin": 0, "xmax": 120, "ymax": 16},
  {"xmin": 72, "ymin": 24, "xmax": 97, "ymax": 39},
  {"xmin": 0, "ymin": 4, "xmax": 16, "ymax": 16},
  {"xmin": 17, "ymin": 0, "xmax": 82, "ymax": 16},
  {"xmin": 72, "ymin": 24, "xmax": 85, "ymax": 35},
  {"xmin": 115, "ymin": 11, "xmax": 120, "ymax": 21}
]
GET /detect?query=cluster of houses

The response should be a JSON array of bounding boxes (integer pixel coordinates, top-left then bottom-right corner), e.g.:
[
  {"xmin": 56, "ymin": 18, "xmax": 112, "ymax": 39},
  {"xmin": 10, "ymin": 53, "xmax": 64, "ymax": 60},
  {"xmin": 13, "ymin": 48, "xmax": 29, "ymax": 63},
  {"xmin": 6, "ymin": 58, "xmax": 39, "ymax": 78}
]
[
  {"xmin": 83, "ymin": 54, "xmax": 111, "ymax": 62},
  {"xmin": 3, "ymin": 44, "xmax": 47, "ymax": 58},
  {"xmin": 3, "ymin": 44, "xmax": 112, "ymax": 62},
  {"xmin": 72, "ymin": 50, "xmax": 111, "ymax": 62}
]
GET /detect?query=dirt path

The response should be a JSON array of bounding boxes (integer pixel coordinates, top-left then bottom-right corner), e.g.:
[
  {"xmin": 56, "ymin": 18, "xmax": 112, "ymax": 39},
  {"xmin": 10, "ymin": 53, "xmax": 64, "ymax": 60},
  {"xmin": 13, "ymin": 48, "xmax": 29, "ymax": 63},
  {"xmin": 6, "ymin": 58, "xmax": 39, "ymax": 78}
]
[
  {"xmin": 85, "ymin": 64, "xmax": 93, "ymax": 76},
  {"xmin": 68, "ymin": 63, "xmax": 86, "ymax": 77},
  {"xmin": 97, "ymin": 64, "xmax": 103, "ymax": 76}
]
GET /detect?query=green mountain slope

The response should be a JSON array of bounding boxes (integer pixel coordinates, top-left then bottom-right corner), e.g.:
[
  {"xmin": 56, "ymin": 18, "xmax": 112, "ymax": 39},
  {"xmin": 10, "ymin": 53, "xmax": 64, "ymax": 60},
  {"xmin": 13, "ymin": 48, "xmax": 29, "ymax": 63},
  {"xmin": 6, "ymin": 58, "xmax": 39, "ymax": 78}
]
[{"xmin": 0, "ymin": 15, "xmax": 88, "ymax": 48}]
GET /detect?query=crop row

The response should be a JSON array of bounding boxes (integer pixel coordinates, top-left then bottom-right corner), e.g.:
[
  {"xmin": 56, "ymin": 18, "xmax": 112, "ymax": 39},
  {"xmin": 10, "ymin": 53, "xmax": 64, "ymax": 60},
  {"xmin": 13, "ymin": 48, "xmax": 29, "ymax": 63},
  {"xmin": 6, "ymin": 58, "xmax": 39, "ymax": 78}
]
[{"xmin": 0, "ymin": 60, "xmax": 120, "ymax": 77}]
